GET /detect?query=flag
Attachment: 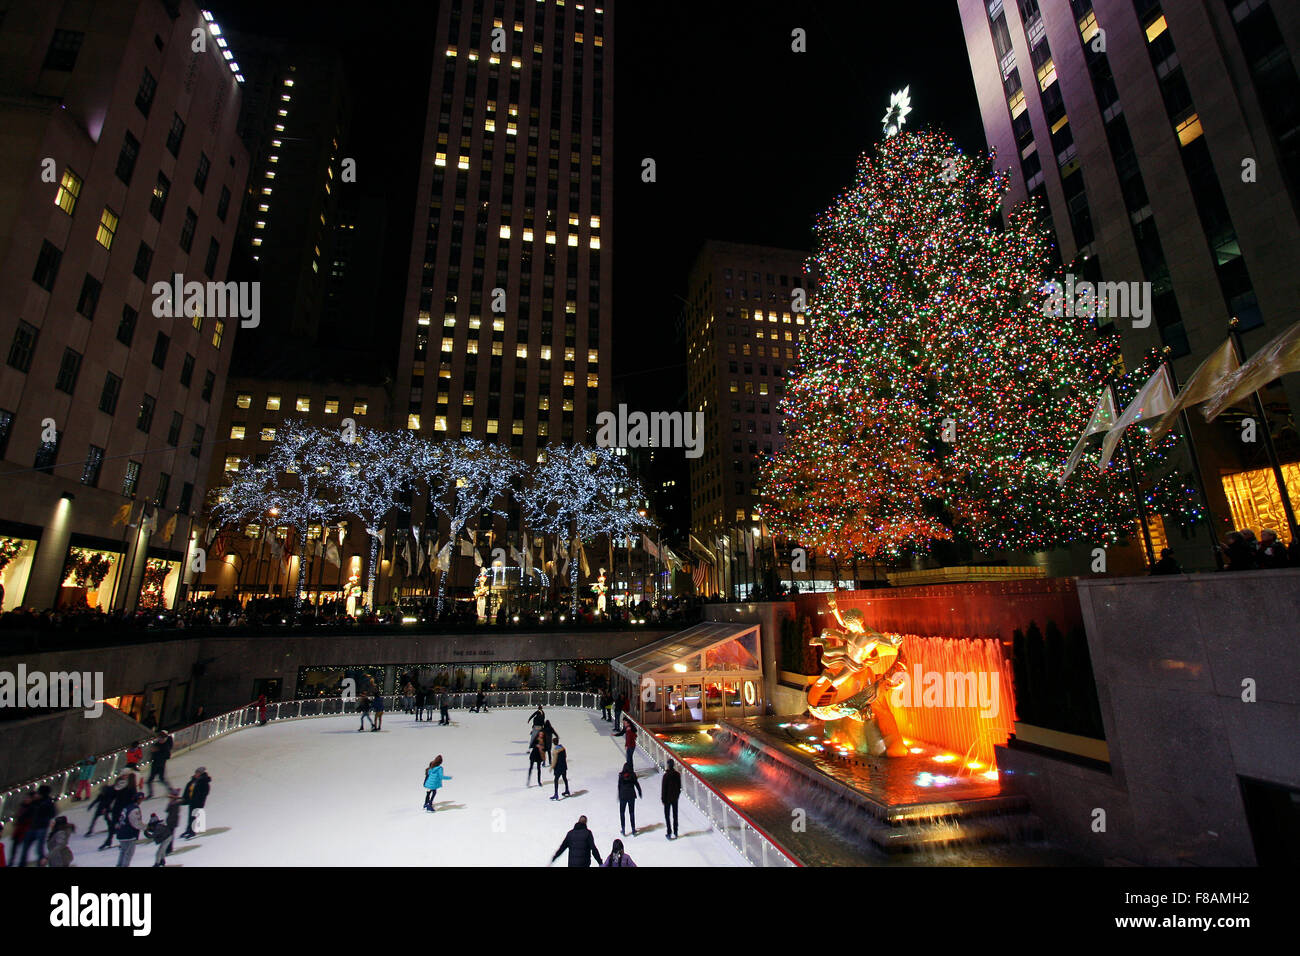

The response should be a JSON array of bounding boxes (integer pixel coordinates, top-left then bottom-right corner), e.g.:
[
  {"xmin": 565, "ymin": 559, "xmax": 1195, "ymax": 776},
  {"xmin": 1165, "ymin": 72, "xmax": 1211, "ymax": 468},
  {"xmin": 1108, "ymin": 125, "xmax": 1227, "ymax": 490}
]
[
  {"xmin": 205, "ymin": 524, "xmax": 218, "ymax": 546},
  {"xmin": 1059, "ymin": 388, "xmax": 1118, "ymax": 483},
  {"xmin": 744, "ymin": 529, "xmax": 755, "ymax": 565},
  {"xmin": 1202, "ymin": 319, "xmax": 1300, "ymax": 423},
  {"xmin": 1100, "ymin": 366, "xmax": 1175, "ymax": 471},
  {"xmin": 523, "ymin": 538, "xmax": 534, "ymax": 574},
  {"xmin": 161, "ymin": 514, "xmax": 177, "ymax": 542},
  {"xmin": 578, "ymin": 539, "xmax": 590, "ymax": 577},
  {"xmin": 460, "ymin": 538, "xmax": 474, "ymax": 557},
  {"xmin": 510, "ymin": 543, "xmax": 524, "ymax": 566},
  {"xmin": 436, "ymin": 540, "xmax": 453, "ymax": 573},
  {"xmin": 1149, "ymin": 338, "xmax": 1239, "ymax": 442},
  {"xmin": 473, "ymin": 545, "xmax": 483, "ymax": 567},
  {"xmin": 111, "ymin": 503, "xmax": 132, "ymax": 527},
  {"xmin": 692, "ymin": 563, "xmax": 707, "ymax": 594},
  {"xmin": 643, "ymin": 536, "xmax": 660, "ymax": 561},
  {"xmin": 325, "ymin": 540, "xmax": 341, "ymax": 568},
  {"xmin": 337, "ymin": 523, "xmax": 347, "ymax": 546}
]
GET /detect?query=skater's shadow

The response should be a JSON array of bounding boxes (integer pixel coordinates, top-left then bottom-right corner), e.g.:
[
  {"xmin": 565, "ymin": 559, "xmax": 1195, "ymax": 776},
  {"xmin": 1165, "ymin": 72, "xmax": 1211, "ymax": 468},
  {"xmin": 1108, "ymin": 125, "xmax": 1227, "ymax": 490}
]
[
  {"xmin": 433, "ymin": 801, "xmax": 466, "ymax": 811},
  {"xmin": 635, "ymin": 822, "xmax": 665, "ymax": 835},
  {"xmin": 192, "ymin": 826, "xmax": 231, "ymax": 837},
  {"xmin": 674, "ymin": 829, "xmax": 712, "ymax": 840},
  {"xmin": 564, "ymin": 789, "xmax": 590, "ymax": 799},
  {"xmin": 166, "ymin": 844, "xmax": 201, "ymax": 856}
]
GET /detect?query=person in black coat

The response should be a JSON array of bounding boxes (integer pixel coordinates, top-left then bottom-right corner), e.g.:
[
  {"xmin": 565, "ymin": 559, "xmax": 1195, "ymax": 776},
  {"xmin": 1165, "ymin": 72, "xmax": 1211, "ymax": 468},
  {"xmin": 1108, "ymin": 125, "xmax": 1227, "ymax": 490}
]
[
  {"xmin": 661, "ymin": 758, "xmax": 682, "ymax": 839},
  {"xmin": 179, "ymin": 767, "xmax": 211, "ymax": 839},
  {"xmin": 550, "ymin": 815, "xmax": 603, "ymax": 867},
  {"xmin": 541, "ymin": 720, "xmax": 556, "ymax": 766},
  {"xmin": 98, "ymin": 775, "xmax": 136, "ymax": 850},
  {"xmin": 86, "ymin": 780, "xmax": 117, "ymax": 835},
  {"xmin": 414, "ymin": 688, "xmax": 427, "ymax": 722},
  {"xmin": 439, "ymin": 691, "xmax": 450, "ymax": 726},
  {"xmin": 600, "ymin": 691, "xmax": 612, "ymax": 722},
  {"xmin": 550, "ymin": 735, "xmax": 570, "ymax": 800},
  {"xmin": 616, "ymin": 762, "xmax": 643, "ymax": 837},
  {"xmin": 527, "ymin": 706, "xmax": 546, "ymax": 730},
  {"xmin": 527, "ymin": 736, "xmax": 545, "ymax": 787},
  {"xmin": 14, "ymin": 785, "xmax": 56, "ymax": 866},
  {"xmin": 146, "ymin": 733, "xmax": 174, "ymax": 798}
]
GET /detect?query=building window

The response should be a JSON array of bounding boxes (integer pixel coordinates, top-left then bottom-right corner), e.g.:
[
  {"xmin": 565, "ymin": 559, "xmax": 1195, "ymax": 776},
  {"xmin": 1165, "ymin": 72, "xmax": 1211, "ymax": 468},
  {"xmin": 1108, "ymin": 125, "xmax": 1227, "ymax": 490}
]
[
  {"xmin": 54, "ymin": 168, "xmax": 82, "ymax": 215},
  {"xmin": 408, "ymin": 413, "xmax": 421, "ymax": 430},
  {"xmin": 324, "ymin": 397, "xmax": 339, "ymax": 414},
  {"xmin": 133, "ymin": 241, "xmax": 153, "ymax": 281},
  {"xmin": 217, "ymin": 185, "xmax": 231, "ymax": 222},
  {"xmin": 116, "ymin": 131, "xmax": 140, "ymax": 184},
  {"xmin": 166, "ymin": 412, "xmax": 182, "ymax": 447},
  {"xmin": 43, "ymin": 29, "xmax": 84, "ymax": 71},
  {"xmin": 32, "ymin": 240, "xmax": 62, "ymax": 291},
  {"xmin": 55, "ymin": 348, "xmax": 82, "ymax": 394},
  {"xmin": 81, "ymin": 445, "xmax": 105, "ymax": 486},
  {"xmin": 212, "ymin": 319, "xmax": 225, "ymax": 349},
  {"xmin": 204, "ymin": 238, "xmax": 219, "ymax": 278},
  {"xmin": 260, "ymin": 426, "xmax": 276, "ymax": 442},
  {"xmin": 150, "ymin": 172, "xmax": 170, "ymax": 221},
  {"xmin": 137, "ymin": 394, "xmax": 156, "ymax": 433},
  {"xmin": 230, "ymin": 423, "xmax": 246, "ymax": 440},
  {"xmin": 180, "ymin": 208, "xmax": 197, "ymax": 252},
  {"xmin": 0, "ymin": 410, "xmax": 12, "ymax": 459},
  {"xmin": 235, "ymin": 392, "xmax": 252, "ymax": 409},
  {"xmin": 180, "ymin": 353, "xmax": 195, "ymax": 387},
  {"xmin": 152, "ymin": 332, "xmax": 169, "ymax": 369},
  {"xmin": 34, "ymin": 432, "xmax": 60, "ymax": 474},
  {"xmin": 191, "ymin": 424, "xmax": 205, "ymax": 458},
  {"xmin": 352, "ymin": 400, "xmax": 368, "ymax": 415},
  {"xmin": 265, "ymin": 394, "xmax": 281, "ymax": 411},
  {"xmin": 99, "ymin": 373, "xmax": 122, "ymax": 414},
  {"xmin": 122, "ymin": 460, "xmax": 141, "ymax": 497},
  {"xmin": 179, "ymin": 482, "xmax": 194, "ymax": 513},
  {"xmin": 135, "ymin": 67, "xmax": 157, "ymax": 115},
  {"xmin": 165, "ymin": 113, "xmax": 185, "ymax": 157},
  {"xmin": 76, "ymin": 275, "xmax": 101, "ymax": 319},
  {"xmin": 295, "ymin": 395, "xmax": 311, "ymax": 412},
  {"xmin": 94, "ymin": 207, "xmax": 119, "ymax": 249},
  {"xmin": 153, "ymin": 472, "xmax": 170, "ymax": 508},
  {"xmin": 201, "ymin": 371, "xmax": 215, "ymax": 402},
  {"xmin": 7, "ymin": 321, "xmax": 39, "ymax": 373},
  {"xmin": 194, "ymin": 152, "xmax": 211, "ymax": 192},
  {"xmin": 117, "ymin": 305, "xmax": 138, "ymax": 346}
]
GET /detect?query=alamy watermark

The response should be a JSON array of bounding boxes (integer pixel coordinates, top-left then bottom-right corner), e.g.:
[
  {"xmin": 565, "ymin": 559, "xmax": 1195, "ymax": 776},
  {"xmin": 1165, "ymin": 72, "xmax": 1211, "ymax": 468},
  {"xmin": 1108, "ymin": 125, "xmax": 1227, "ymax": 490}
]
[
  {"xmin": 887, "ymin": 665, "xmax": 1001, "ymax": 719},
  {"xmin": 152, "ymin": 273, "xmax": 260, "ymax": 328},
  {"xmin": 595, "ymin": 404, "xmax": 704, "ymax": 459},
  {"xmin": 0, "ymin": 665, "xmax": 104, "ymax": 717},
  {"xmin": 1042, "ymin": 273, "xmax": 1150, "ymax": 328}
]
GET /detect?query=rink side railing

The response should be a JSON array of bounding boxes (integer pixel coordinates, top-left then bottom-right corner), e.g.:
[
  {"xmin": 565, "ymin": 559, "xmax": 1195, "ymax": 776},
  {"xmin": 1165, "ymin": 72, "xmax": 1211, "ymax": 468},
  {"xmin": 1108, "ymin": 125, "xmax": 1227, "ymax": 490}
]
[
  {"xmin": 3, "ymin": 694, "xmax": 802, "ymax": 866},
  {"xmin": 627, "ymin": 716, "xmax": 801, "ymax": 867}
]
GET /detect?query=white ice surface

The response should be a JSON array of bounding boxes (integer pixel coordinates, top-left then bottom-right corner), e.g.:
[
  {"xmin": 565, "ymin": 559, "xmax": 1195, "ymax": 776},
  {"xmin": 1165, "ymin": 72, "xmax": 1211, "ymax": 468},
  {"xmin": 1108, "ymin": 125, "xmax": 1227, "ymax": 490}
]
[{"xmin": 59, "ymin": 706, "xmax": 747, "ymax": 867}]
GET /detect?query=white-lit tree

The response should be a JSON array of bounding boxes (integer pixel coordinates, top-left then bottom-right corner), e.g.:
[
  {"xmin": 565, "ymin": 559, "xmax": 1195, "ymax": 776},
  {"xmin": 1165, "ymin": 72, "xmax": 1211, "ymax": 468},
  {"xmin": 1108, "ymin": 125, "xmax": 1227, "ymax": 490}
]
[
  {"xmin": 330, "ymin": 425, "xmax": 427, "ymax": 609},
  {"xmin": 208, "ymin": 420, "xmax": 343, "ymax": 612},
  {"xmin": 423, "ymin": 437, "xmax": 525, "ymax": 616},
  {"xmin": 520, "ymin": 445, "xmax": 646, "ymax": 614}
]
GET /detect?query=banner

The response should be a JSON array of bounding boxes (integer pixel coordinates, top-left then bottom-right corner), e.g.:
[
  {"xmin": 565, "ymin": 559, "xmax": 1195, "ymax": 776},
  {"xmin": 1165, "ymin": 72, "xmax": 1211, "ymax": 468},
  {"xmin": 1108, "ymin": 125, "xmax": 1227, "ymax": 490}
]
[
  {"xmin": 1100, "ymin": 366, "xmax": 1175, "ymax": 471},
  {"xmin": 1059, "ymin": 388, "xmax": 1118, "ymax": 483},
  {"xmin": 1149, "ymin": 338, "xmax": 1239, "ymax": 442},
  {"xmin": 1203, "ymin": 319, "xmax": 1300, "ymax": 422}
]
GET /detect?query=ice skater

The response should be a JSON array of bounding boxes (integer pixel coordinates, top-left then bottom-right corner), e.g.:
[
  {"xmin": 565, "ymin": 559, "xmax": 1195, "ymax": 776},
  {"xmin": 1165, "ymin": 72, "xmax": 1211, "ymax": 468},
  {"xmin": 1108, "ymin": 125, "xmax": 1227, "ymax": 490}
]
[
  {"xmin": 527, "ymin": 704, "xmax": 546, "ymax": 734},
  {"xmin": 662, "ymin": 758, "xmax": 682, "ymax": 840},
  {"xmin": 154, "ymin": 789, "xmax": 181, "ymax": 866},
  {"xmin": 179, "ymin": 767, "xmax": 211, "ymax": 839},
  {"xmin": 528, "ymin": 735, "xmax": 546, "ymax": 787},
  {"xmin": 98, "ymin": 775, "xmax": 135, "ymax": 850},
  {"xmin": 115, "ymin": 792, "xmax": 146, "ymax": 867},
  {"xmin": 439, "ymin": 690, "xmax": 450, "ymax": 725},
  {"xmin": 550, "ymin": 734, "xmax": 570, "ymax": 800},
  {"xmin": 615, "ymin": 717, "xmax": 637, "ymax": 766},
  {"xmin": 414, "ymin": 687, "xmax": 426, "ymax": 722},
  {"xmin": 423, "ymin": 755, "xmax": 451, "ymax": 811},
  {"xmin": 600, "ymin": 690, "xmax": 613, "ymax": 722},
  {"xmin": 542, "ymin": 719, "xmax": 556, "ymax": 766},
  {"xmin": 372, "ymin": 692, "xmax": 385, "ymax": 731},
  {"xmin": 85, "ymin": 779, "xmax": 116, "ymax": 835},
  {"xmin": 147, "ymin": 732, "xmax": 173, "ymax": 798},
  {"xmin": 550, "ymin": 815, "xmax": 603, "ymax": 867},
  {"xmin": 616, "ymin": 761, "xmax": 642, "ymax": 837},
  {"xmin": 357, "ymin": 691, "xmax": 374, "ymax": 731},
  {"xmin": 601, "ymin": 838, "xmax": 636, "ymax": 867}
]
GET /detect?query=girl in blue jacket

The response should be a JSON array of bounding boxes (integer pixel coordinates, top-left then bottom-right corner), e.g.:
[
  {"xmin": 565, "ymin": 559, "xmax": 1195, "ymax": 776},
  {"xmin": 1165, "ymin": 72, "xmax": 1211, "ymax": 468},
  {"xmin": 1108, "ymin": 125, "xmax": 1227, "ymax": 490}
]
[{"xmin": 424, "ymin": 756, "xmax": 451, "ymax": 811}]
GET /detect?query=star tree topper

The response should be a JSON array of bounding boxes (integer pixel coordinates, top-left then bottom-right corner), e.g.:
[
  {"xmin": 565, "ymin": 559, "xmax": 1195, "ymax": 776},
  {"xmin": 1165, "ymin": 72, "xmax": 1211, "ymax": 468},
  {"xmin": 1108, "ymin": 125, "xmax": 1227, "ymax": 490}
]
[{"xmin": 882, "ymin": 86, "xmax": 912, "ymax": 138}]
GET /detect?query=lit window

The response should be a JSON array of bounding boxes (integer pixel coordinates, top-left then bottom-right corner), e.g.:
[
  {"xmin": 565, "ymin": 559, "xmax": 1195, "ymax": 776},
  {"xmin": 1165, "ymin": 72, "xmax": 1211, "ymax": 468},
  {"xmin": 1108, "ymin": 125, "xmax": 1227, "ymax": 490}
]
[
  {"xmin": 563, "ymin": 372, "xmax": 575, "ymax": 386},
  {"xmin": 230, "ymin": 425, "xmax": 246, "ymax": 440},
  {"xmin": 564, "ymin": 347, "xmax": 575, "ymax": 362},
  {"xmin": 324, "ymin": 399, "xmax": 339, "ymax": 414},
  {"xmin": 442, "ymin": 337, "xmax": 455, "ymax": 353},
  {"xmin": 590, "ymin": 215, "xmax": 600, "ymax": 229},
  {"xmin": 94, "ymin": 207, "xmax": 119, "ymax": 249},
  {"xmin": 352, "ymin": 401, "xmax": 368, "ymax": 415},
  {"xmin": 562, "ymin": 398, "xmax": 574, "ymax": 412},
  {"xmin": 418, "ymin": 312, "xmax": 431, "ymax": 326},
  {"xmin": 1176, "ymin": 113, "xmax": 1203, "ymax": 145},
  {"xmin": 517, "ymin": 345, "xmax": 528, "ymax": 358},
  {"xmin": 587, "ymin": 373, "xmax": 599, "ymax": 388},
  {"xmin": 435, "ymin": 152, "xmax": 447, "ymax": 167},
  {"xmin": 212, "ymin": 319, "xmax": 225, "ymax": 348},
  {"xmin": 523, "ymin": 228, "xmax": 534, "ymax": 241},
  {"xmin": 1008, "ymin": 88, "xmax": 1026, "ymax": 118},
  {"xmin": 260, "ymin": 427, "xmax": 276, "ymax": 442},
  {"xmin": 512, "ymin": 422, "xmax": 524, "ymax": 435},
  {"xmin": 466, "ymin": 340, "xmax": 478, "ymax": 355},
  {"xmin": 1078, "ymin": 12, "xmax": 1100, "ymax": 43},
  {"xmin": 492, "ymin": 318, "xmax": 504, "ymax": 332},
  {"xmin": 55, "ymin": 169, "xmax": 83, "ymax": 215},
  {"xmin": 546, "ymin": 231, "xmax": 556, "ymax": 244},
  {"xmin": 434, "ymin": 416, "xmax": 447, "ymax": 431},
  {"xmin": 296, "ymin": 396, "xmax": 311, "ymax": 412},
  {"xmin": 590, "ymin": 236, "xmax": 600, "ymax": 250},
  {"xmin": 224, "ymin": 457, "xmax": 240, "ymax": 472},
  {"xmin": 461, "ymin": 417, "xmax": 473, "ymax": 431},
  {"xmin": 1145, "ymin": 15, "xmax": 1168, "ymax": 42},
  {"xmin": 587, "ymin": 349, "xmax": 598, "ymax": 362},
  {"xmin": 266, "ymin": 394, "xmax": 281, "ymax": 410},
  {"xmin": 235, "ymin": 392, "xmax": 252, "ymax": 409},
  {"xmin": 500, "ymin": 224, "xmax": 511, "ymax": 238},
  {"xmin": 540, "ymin": 346, "xmax": 552, "ymax": 361},
  {"xmin": 1036, "ymin": 58, "xmax": 1057, "ymax": 91},
  {"xmin": 487, "ymin": 419, "xmax": 499, "ymax": 433},
  {"xmin": 408, "ymin": 413, "xmax": 421, "ymax": 430},
  {"xmin": 567, "ymin": 234, "xmax": 578, "ymax": 246},
  {"xmin": 492, "ymin": 341, "xmax": 503, "ymax": 356},
  {"xmin": 538, "ymin": 397, "xmax": 550, "ymax": 411}
]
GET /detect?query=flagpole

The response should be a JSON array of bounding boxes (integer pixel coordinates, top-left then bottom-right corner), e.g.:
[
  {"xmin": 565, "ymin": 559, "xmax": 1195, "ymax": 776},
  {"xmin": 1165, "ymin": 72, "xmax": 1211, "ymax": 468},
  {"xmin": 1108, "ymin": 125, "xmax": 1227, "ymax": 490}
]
[
  {"xmin": 1160, "ymin": 346, "xmax": 1225, "ymax": 569},
  {"xmin": 1109, "ymin": 375, "xmax": 1156, "ymax": 568},
  {"xmin": 1228, "ymin": 317, "xmax": 1299, "ymax": 542}
]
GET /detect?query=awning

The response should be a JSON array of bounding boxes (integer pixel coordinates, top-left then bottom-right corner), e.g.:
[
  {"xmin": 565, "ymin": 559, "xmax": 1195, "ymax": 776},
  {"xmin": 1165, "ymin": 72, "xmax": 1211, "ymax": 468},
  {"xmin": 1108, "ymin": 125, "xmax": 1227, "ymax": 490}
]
[{"xmin": 610, "ymin": 621, "xmax": 761, "ymax": 683}]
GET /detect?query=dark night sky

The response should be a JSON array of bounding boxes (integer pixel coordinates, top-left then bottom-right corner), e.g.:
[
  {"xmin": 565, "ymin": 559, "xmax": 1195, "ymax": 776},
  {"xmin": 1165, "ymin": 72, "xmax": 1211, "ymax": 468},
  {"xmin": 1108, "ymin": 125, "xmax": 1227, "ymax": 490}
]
[{"xmin": 210, "ymin": 1, "xmax": 982, "ymax": 531}]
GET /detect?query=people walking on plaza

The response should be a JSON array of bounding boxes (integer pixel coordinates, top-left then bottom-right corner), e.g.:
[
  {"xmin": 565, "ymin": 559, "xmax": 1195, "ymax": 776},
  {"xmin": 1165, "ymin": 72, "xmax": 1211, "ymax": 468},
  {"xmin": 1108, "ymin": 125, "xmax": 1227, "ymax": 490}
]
[
  {"xmin": 601, "ymin": 838, "xmax": 636, "ymax": 867},
  {"xmin": 72, "ymin": 756, "xmax": 97, "ymax": 801},
  {"xmin": 372, "ymin": 692, "xmax": 385, "ymax": 731},
  {"xmin": 550, "ymin": 735, "xmax": 570, "ymax": 800},
  {"xmin": 179, "ymin": 767, "xmax": 211, "ymax": 839},
  {"xmin": 1151, "ymin": 548, "xmax": 1181, "ymax": 575},
  {"xmin": 1258, "ymin": 529, "xmax": 1289, "ymax": 568},
  {"xmin": 616, "ymin": 717, "xmax": 637, "ymax": 766},
  {"xmin": 86, "ymin": 779, "xmax": 116, "ymax": 835},
  {"xmin": 662, "ymin": 758, "xmax": 682, "ymax": 840},
  {"xmin": 528, "ymin": 735, "xmax": 546, "ymax": 787},
  {"xmin": 357, "ymin": 692, "xmax": 374, "ymax": 731},
  {"xmin": 439, "ymin": 690, "xmax": 450, "ymax": 726},
  {"xmin": 423, "ymin": 756, "xmax": 450, "ymax": 811},
  {"xmin": 542, "ymin": 720, "xmax": 557, "ymax": 766},
  {"xmin": 550, "ymin": 815, "xmax": 603, "ymax": 867},
  {"xmin": 98, "ymin": 776, "xmax": 135, "ymax": 850},
  {"xmin": 115, "ymin": 793, "xmax": 146, "ymax": 867},
  {"xmin": 45, "ymin": 817, "xmax": 74, "ymax": 867},
  {"xmin": 600, "ymin": 690, "xmax": 613, "ymax": 722},
  {"xmin": 616, "ymin": 761, "xmax": 642, "ymax": 837},
  {"xmin": 14, "ymin": 784, "xmax": 55, "ymax": 866},
  {"xmin": 147, "ymin": 732, "xmax": 174, "ymax": 798},
  {"xmin": 1223, "ymin": 530, "xmax": 1258, "ymax": 571}
]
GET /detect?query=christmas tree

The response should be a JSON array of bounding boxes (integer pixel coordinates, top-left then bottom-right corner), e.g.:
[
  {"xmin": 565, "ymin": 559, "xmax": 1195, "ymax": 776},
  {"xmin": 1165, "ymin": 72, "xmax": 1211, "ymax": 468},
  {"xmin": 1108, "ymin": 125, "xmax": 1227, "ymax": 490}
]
[{"xmin": 760, "ymin": 120, "xmax": 1201, "ymax": 560}]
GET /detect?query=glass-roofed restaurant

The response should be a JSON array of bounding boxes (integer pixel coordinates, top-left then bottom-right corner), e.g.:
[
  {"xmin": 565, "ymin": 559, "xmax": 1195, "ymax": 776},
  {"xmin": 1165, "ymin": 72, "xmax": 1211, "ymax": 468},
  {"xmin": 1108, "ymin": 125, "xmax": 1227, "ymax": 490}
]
[{"xmin": 611, "ymin": 622, "xmax": 765, "ymax": 724}]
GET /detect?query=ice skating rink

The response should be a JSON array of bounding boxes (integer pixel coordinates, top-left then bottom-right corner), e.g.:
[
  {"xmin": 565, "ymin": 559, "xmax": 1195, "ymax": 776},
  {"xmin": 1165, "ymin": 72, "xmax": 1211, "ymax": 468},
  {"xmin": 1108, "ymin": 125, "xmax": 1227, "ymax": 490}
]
[{"xmin": 62, "ymin": 706, "xmax": 749, "ymax": 867}]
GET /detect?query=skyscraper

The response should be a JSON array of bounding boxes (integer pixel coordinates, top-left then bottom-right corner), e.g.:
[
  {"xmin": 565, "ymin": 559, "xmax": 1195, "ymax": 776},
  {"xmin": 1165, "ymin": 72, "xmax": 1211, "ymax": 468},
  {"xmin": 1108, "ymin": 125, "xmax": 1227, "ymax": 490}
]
[
  {"xmin": 395, "ymin": 0, "xmax": 613, "ymax": 581},
  {"xmin": 0, "ymin": 0, "xmax": 249, "ymax": 611},
  {"xmin": 683, "ymin": 240, "xmax": 811, "ymax": 598},
  {"xmin": 957, "ymin": 0, "xmax": 1300, "ymax": 556}
]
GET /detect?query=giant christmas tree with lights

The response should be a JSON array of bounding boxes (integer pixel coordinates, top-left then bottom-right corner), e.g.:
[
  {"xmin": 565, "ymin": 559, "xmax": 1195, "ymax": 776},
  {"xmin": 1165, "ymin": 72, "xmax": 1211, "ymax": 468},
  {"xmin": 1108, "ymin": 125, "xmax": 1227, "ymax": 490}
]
[{"xmin": 760, "ymin": 92, "xmax": 1201, "ymax": 561}]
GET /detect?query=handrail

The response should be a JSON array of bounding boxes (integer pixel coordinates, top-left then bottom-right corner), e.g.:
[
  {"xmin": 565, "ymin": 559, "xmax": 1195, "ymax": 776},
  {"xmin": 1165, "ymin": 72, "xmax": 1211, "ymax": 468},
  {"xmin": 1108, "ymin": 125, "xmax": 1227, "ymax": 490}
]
[
  {"xmin": 627, "ymin": 716, "xmax": 801, "ymax": 867},
  {"xmin": 1, "ymin": 691, "xmax": 598, "ymax": 825}
]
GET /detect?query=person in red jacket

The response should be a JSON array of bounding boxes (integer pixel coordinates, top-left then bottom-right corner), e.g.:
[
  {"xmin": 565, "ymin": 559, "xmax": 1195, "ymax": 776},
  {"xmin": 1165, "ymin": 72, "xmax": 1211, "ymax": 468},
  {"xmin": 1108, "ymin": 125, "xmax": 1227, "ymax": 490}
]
[
  {"xmin": 125, "ymin": 742, "xmax": 144, "ymax": 769},
  {"xmin": 256, "ymin": 694, "xmax": 268, "ymax": 726},
  {"xmin": 614, "ymin": 717, "xmax": 636, "ymax": 766}
]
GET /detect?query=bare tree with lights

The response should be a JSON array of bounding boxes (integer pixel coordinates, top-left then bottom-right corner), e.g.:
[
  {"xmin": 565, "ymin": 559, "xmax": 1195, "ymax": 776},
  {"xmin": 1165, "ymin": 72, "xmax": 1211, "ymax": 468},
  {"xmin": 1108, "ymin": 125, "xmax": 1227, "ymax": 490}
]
[
  {"xmin": 520, "ymin": 445, "xmax": 646, "ymax": 614},
  {"xmin": 423, "ymin": 437, "xmax": 525, "ymax": 617},
  {"xmin": 330, "ymin": 425, "xmax": 428, "ymax": 609},
  {"xmin": 208, "ymin": 420, "xmax": 343, "ymax": 612}
]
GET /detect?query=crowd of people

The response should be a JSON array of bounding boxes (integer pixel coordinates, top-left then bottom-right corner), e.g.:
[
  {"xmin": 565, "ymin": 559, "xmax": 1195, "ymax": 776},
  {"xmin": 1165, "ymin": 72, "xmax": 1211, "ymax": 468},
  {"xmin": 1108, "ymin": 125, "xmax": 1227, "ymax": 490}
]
[{"xmin": 2, "ymin": 732, "xmax": 212, "ymax": 869}]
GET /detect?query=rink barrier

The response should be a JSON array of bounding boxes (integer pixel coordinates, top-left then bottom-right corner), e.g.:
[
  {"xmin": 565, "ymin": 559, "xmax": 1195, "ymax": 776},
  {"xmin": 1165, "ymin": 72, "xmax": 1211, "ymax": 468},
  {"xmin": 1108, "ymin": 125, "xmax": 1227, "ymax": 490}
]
[
  {"xmin": 0, "ymin": 691, "xmax": 601, "ymax": 824},
  {"xmin": 629, "ymin": 717, "xmax": 801, "ymax": 867}
]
